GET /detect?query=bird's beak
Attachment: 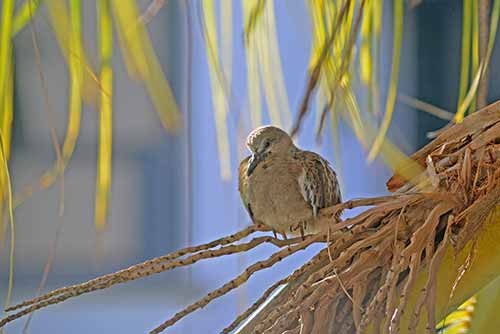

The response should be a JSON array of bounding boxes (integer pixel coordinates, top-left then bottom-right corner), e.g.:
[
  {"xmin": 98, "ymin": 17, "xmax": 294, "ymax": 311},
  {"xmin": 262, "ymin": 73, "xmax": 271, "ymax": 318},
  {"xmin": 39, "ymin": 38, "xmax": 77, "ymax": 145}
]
[{"xmin": 246, "ymin": 153, "xmax": 261, "ymax": 176}]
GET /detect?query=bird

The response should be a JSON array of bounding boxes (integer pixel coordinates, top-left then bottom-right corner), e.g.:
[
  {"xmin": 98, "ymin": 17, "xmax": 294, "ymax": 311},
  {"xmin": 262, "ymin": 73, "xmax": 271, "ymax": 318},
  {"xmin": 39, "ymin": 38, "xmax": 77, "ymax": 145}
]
[{"xmin": 238, "ymin": 125, "xmax": 342, "ymax": 238}]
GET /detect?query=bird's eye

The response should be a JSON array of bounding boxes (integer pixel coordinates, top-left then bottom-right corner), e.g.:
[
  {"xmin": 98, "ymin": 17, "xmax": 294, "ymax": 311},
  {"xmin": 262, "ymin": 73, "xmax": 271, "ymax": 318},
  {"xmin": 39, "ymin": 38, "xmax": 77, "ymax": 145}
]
[{"xmin": 263, "ymin": 141, "xmax": 270, "ymax": 149}]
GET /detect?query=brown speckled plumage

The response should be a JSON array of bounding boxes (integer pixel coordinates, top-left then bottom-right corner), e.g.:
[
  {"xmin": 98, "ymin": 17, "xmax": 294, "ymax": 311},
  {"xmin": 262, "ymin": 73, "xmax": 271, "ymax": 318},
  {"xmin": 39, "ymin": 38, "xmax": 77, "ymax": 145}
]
[{"xmin": 239, "ymin": 125, "xmax": 341, "ymax": 236}]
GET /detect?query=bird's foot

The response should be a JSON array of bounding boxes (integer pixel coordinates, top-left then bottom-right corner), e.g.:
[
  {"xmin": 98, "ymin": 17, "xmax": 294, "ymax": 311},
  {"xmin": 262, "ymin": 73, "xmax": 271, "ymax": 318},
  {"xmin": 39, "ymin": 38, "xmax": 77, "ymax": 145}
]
[
  {"xmin": 299, "ymin": 224, "xmax": 305, "ymax": 241},
  {"xmin": 280, "ymin": 232, "xmax": 291, "ymax": 249},
  {"xmin": 290, "ymin": 222, "xmax": 307, "ymax": 240}
]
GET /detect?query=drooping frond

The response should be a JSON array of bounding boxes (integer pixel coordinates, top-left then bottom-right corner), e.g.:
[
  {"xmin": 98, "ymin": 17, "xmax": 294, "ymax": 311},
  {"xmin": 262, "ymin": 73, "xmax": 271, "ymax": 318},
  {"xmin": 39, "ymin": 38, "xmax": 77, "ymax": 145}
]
[{"xmin": 95, "ymin": 0, "xmax": 114, "ymax": 232}]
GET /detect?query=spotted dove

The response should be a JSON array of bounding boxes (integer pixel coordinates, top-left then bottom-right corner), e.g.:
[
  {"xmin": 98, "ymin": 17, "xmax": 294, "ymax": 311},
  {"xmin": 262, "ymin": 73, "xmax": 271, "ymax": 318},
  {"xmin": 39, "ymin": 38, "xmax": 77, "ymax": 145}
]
[{"xmin": 239, "ymin": 125, "xmax": 342, "ymax": 237}]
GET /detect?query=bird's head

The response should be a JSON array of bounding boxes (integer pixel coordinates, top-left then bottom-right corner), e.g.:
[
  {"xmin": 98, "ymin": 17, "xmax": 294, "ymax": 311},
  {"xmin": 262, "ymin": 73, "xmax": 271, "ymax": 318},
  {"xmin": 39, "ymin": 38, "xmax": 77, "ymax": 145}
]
[{"xmin": 245, "ymin": 125, "xmax": 294, "ymax": 176}]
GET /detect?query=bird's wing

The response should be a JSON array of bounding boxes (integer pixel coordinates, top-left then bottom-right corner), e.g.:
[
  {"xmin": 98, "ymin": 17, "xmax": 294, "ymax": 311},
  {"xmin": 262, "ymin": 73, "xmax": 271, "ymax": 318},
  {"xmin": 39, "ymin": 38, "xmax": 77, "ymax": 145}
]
[
  {"xmin": 238, "ymin": 156, "xmax": 254, "ymax": 220},
  {"xmin": 296, "ymin": 151, "xmax": 342, "ymax": 217}
]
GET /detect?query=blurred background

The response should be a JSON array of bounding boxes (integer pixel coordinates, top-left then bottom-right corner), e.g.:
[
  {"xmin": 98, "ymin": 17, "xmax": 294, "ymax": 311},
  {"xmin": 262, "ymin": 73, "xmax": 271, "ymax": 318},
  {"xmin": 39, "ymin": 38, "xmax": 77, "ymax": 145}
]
[{"xmin": 1, "ymin": 0, "xmax": 499, "ymax": 333}]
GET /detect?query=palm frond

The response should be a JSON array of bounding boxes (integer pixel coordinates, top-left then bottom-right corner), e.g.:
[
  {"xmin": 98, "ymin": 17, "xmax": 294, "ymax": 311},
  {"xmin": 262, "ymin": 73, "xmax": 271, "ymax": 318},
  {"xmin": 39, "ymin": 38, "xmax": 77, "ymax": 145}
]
[
  {"xmin": 0, "ymin": 129, "xmax": 15, "ymax": 312},
  {"xmin": 457, "ymin": 0, "xmax": 472, "ymax": 109},
  {"xmin": 45, "ymin": 0, "xmax": 98, "ymax": 107},
  {"xmin": 95, "ymin": 0, "xmax": 113, "ymax": 232},
  {"xmin": 11, "ymin": 0, "xmax": 41, "ymax": 36},
  {"xmin": 0, "ymin": 0, "xmax": 14, "ymax": 108},
  {"xmin": 244, "ymin": 0, "xmax": 266, "ymax": 45},
  {"xmin": 23, "ymin": 0, "xmax": 84, "ymax": 208},
  {"xmin": 0, "ymin": 0, "xmax": 14, "ymax": 304},
  {"xmin": 367, "ymin": 0, "xmax": 403, "ymax": 162},
  {"xmin": 242, "ymin": 0, "xmax": 263, "ymax": 128},
  {"xmin": 470, "ymin": 0, "xmax": 479, "ymax": 114},
  {"xmin": 437, "ymin": 296, "xmax": 476, "ymax": 334},
  {"xmin": 202, "ymin": 0, "xmax": 232, "ymax": 180},
  {"xmin": 111, "ymin": 0, "xmax": 181, "ymax": 132},
  {"xmin": 254, "ymin": 0, "xmax": 290, "ymax": 129},
  {"xmin": 455, "ymin": 0, "xmax": 500, "ymax": 122}
]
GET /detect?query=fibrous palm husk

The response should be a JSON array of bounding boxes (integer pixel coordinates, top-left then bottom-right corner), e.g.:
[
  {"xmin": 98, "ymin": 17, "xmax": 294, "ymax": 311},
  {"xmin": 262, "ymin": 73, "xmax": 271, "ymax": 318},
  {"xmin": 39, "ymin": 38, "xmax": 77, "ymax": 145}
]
[{"xmin": 236, "ymin": 102, "xmax": 500, "ymax": 334}]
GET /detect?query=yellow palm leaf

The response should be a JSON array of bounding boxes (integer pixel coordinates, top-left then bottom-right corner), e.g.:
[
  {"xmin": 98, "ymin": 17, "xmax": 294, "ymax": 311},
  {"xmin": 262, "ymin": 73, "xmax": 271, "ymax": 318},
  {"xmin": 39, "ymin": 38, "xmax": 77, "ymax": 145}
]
[
  {"xmin": 110, "ymin": 0, "xmax": 181, "ymax": 132},
  {"xmin": 95, "ymin": 0, "xmax": 113, "ymax": 232},
  {"xmin": 11, "ymin": 0, "xmax": 41, "ymax": 36},
  {"xmin": 202, "ymin": 0, "xmax": 231, "ymax": 180}
]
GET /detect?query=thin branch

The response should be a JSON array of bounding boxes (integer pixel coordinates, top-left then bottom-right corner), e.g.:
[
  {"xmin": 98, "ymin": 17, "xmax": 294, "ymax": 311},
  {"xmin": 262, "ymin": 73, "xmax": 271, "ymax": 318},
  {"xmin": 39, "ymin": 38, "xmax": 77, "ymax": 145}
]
[
  {"xmin": 139, "ymin": 0, "xmax": 168, "ymax": 25},
  {"xmin": 149, "ymin": 235, "xmax": 321, "ymax": 333},
  {"xmin": 5, "ymin": 225, "xmax": 268, "ymax": 312}
]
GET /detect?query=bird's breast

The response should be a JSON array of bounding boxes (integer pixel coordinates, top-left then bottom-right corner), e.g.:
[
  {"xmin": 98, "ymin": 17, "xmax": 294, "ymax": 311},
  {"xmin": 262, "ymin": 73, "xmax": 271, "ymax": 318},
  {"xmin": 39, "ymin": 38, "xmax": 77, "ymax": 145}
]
[{"xmin": 246, "ymin": 159, "xmax": 312, "ymax": 232}]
